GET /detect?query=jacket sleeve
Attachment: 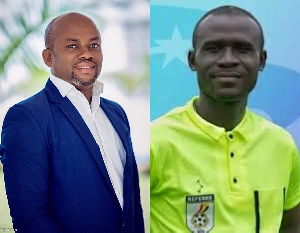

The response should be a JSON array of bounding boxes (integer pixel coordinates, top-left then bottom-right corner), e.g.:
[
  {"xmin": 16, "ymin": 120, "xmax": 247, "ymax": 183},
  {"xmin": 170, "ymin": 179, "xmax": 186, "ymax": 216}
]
[
  {"xmin": 117, "ymin": 102, "xmax": 145, "ymax": 232},
  {"xmin": 0, "ymin": 105, "xmax": 63, "ymax": 233},
  {"xmin": 103, "ymin": 99, "xmax": 145, "ymax": 232},
  {"xmin": 132, "ymin": 153, "xmax": 145, "ymax": 233}
]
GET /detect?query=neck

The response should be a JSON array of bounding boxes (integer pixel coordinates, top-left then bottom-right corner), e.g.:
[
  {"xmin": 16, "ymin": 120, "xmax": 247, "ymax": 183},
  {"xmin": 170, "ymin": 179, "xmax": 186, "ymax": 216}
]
[
  {"xmin": 195, "ymin": 93, "xmax": 247, "ymax": 131},
  {"xmin": 75, "ymin": 85, "xmax": 93, "ymax": 104}
]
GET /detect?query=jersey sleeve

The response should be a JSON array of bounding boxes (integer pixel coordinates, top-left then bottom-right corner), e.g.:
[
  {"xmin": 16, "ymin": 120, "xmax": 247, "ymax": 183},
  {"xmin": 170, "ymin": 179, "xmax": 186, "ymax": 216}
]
[{"xmin": 284, "ymin": 143, "xmax": 300, "ymax": 210}]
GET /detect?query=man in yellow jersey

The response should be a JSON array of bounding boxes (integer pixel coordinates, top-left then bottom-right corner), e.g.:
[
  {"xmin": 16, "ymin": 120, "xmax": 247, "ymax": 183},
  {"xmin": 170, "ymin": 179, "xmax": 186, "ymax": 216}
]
[{"xmin": 150, "ymin": 5, "xmax": 300, "ymax": 233}]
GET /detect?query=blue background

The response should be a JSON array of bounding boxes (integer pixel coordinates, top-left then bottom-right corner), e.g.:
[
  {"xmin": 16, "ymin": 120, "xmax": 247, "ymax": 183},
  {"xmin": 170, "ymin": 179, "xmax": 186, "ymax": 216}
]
[{"xmin": 150, "ymin": 0, "xmax": 300, "ymax": 148}]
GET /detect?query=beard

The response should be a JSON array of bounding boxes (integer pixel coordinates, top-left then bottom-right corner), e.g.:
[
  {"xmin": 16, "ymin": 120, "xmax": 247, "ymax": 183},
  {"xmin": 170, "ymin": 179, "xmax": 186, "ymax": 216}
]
[{"xmin": 71, "ymin": 65, "xmax": 98, "ymax": 87}]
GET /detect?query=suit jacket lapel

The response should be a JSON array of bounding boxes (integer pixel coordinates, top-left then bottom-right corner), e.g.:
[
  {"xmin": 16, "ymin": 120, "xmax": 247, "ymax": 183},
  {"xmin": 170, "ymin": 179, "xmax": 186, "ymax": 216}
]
[
  {"xmin": 100, "ymin": 99, "xmax": 133, "ymax": 217},
  {"xmin": 44, "ymin": 79, "xmax": 116, "ymax": 199}
]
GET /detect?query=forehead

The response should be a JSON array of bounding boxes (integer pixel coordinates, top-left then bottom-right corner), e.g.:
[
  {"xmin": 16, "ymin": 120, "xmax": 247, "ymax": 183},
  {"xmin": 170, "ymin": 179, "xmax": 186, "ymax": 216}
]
[
  {"xmin": 195, "ymin": 15, "xmax": 261, "ymax": 48},
  {"xmin": 53, "ymin": 15, "xmax": 100, "ymax": 42}
]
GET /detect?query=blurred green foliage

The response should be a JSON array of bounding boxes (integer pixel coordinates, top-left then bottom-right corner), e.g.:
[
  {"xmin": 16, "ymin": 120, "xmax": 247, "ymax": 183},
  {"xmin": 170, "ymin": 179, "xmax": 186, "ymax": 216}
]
[
  {"xmin": 113, "ymin": 55, "xmax": 150, "ymax": 96},
  {"xmin": 0, "ymin": 0, "xmax": 104, "ymax": 101}
]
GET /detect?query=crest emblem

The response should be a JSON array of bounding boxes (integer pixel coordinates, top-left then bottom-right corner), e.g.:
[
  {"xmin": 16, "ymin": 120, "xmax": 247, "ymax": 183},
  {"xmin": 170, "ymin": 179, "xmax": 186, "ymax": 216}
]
[{"xmin": 186, "ymin": 195, "xmax": 214, "ymax": 233}]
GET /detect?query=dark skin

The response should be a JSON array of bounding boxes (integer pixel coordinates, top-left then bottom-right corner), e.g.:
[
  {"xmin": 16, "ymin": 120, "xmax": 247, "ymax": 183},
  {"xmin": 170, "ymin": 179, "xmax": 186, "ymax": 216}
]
[
  {"xmin": 42, "ymin": 13, "xmax": 103, "ymax": 104},
  {"xmin": 280, "ymin": 206, "xmax": 300, "ymax": 233},
  {"xmin": 189, "ymin": 15, "xmax": 266, "ymax": 131},
  {"xmin": 188, "ymin": 14, "xmax": 300, "ymax": 231}
]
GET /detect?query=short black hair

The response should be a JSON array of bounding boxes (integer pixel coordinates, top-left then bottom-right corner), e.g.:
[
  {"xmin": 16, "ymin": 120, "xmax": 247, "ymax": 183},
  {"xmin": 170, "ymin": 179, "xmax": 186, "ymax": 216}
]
[{"xmin": 192, "ymin": 5, "xmax": 264, "ymax": 50}]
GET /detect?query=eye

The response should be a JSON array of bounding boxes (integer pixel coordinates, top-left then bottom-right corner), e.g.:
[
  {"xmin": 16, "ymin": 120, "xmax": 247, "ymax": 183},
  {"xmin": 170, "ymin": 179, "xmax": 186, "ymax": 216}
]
[
  {"xmin": 90, "ymin": 43, "xmax": 100, "ymax": 49},
  {"xmin": 67, "ymin": 44, "xmax": 77, "ymax": 49},
  {"xmin": 238, "ymin": 47, "xmax": 250, "ymax": 53},
  {"xmin": 204, "ymin": 45, "xmax": 221, "ymax": 53},
  {"xmin": 237, "ymin": 45, "xmax": 252, "ymax": 53}
]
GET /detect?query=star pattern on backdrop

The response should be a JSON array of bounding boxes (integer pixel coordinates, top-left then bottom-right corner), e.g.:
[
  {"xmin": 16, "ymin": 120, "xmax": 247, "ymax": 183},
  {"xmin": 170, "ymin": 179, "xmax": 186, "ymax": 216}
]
[{"xmin": 151, "ymin": 26, "xmax": 191, "ymax": 68}]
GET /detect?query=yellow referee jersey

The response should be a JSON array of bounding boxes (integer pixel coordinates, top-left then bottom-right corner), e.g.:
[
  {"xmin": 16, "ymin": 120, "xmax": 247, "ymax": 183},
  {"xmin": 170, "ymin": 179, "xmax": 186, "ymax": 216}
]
[{"xmin": 150, "ymin": 97, "xmax": 300, "ymax": 233}]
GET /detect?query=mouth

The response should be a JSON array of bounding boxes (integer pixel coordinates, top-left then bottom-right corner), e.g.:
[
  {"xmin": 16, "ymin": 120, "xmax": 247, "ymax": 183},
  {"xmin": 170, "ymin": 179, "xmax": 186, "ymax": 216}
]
[
  {"xmin": 74, "ymin": 63, "xmax": 96, "ymax": 74},
  {"xmin": 213, "ymin": 72, "xmax": 242, "ymax": 79}
]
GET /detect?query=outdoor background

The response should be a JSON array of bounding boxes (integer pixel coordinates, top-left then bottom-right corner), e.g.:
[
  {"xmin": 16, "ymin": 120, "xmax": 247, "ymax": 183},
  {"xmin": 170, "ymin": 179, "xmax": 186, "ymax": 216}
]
[
  {"xmin": 150, "ymin": 0, "xmax": 300, "ymax": 153},
  {"xmin": 0, "ymin": 0, "xmax": 149, "ymax": 232}
]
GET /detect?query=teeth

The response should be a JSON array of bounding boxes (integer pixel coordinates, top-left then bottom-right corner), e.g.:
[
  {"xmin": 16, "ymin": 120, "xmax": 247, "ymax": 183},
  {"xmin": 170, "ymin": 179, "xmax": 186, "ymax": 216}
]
[{"xmin": 77, "ymin": 66, "xmax": 91, "ymax": 69}]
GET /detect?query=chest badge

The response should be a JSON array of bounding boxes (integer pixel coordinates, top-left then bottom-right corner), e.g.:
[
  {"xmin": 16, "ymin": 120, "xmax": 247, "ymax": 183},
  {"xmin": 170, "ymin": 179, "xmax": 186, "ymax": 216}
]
[{"xmin": 186, "ymin": 194, "xmax": 214, "ymax": 233}]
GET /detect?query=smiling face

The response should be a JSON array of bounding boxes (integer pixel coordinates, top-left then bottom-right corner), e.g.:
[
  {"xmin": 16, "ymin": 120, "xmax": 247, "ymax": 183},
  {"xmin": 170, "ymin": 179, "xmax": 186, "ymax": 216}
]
[
  {"xmin": 42, "ymin": 13, "xmax": 103, "ymax": 88},
  {"xmin": 189, "ymin": 14, "xmax": 266, "ymax": 103}
]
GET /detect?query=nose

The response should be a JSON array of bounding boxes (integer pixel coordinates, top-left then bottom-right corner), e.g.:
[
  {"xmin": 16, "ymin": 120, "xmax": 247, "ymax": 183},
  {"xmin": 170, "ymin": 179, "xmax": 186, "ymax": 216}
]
[
  {"xmin": 78, "ymin": 47, "xmax": 94, "ymax": 60},
  {"xmin": 217, "ymin": 47, "xmax": 239, "ymax": 67}
]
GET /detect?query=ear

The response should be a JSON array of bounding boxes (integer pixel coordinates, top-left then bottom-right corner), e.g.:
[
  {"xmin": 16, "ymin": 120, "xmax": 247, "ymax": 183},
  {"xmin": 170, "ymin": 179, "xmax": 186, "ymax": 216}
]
[
  {"xmin": 188, "ymin": 50, "xmax": 197, "ymax": 71},
  {"xmin": 258, "ymin": 50, "xmax": 267, "ymax": 71},
  {"xmin": 42, "ymin": 49, "xmax": 53, "ymax": 67}
]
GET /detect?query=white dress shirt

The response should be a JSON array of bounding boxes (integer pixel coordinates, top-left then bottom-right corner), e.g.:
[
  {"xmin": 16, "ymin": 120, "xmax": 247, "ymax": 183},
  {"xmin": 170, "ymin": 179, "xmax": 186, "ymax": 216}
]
[{"xmin": 50, "ymin": 74, "xmax": 126, "ymax": 209}]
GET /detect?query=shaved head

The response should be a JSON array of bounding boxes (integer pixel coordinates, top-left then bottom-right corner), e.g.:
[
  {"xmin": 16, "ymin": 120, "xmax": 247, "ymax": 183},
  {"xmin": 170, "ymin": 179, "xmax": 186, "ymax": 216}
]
[{"xmin": 44, "ymin": 12, "xmax": 99, "ymax": 50}]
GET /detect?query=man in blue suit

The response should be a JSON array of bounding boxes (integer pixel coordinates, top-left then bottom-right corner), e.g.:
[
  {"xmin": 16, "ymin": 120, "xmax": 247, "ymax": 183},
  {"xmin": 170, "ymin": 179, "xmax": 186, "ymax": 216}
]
[{"xmin": 0, "ymin": 12, "xmax": 144, "ymax": 233}]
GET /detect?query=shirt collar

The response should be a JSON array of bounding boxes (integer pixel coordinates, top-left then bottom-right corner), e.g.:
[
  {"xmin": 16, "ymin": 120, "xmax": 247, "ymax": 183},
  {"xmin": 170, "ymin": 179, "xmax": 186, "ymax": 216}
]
[
  {"xmin": 91, "ymin": 80, "xmax": 103, "ymax": 112},
  {"xmin": 187, "ymin": 96, "xmax": 250, "ymax": 141},
  {"xmin": 50, "ymin": 74, "xmax": 74, "ymax": 97},
  {"xmin": 92, "ymin": 79, "xmax": 104, "ymax": 96}
]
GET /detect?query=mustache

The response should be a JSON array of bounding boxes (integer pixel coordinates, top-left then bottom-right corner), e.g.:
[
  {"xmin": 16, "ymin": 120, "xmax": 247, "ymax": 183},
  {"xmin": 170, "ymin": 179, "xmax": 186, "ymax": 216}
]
[{"xmin": 73, "ymin": 59, "xmax": 97, "ymax": 67}]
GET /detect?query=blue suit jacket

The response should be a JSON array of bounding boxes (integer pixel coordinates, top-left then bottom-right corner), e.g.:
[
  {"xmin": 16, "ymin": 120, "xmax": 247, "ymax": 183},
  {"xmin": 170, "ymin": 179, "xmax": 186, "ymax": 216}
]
[{"xmin": 0, "ymin": 79, "xmax": 144, "ymax": 233}]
